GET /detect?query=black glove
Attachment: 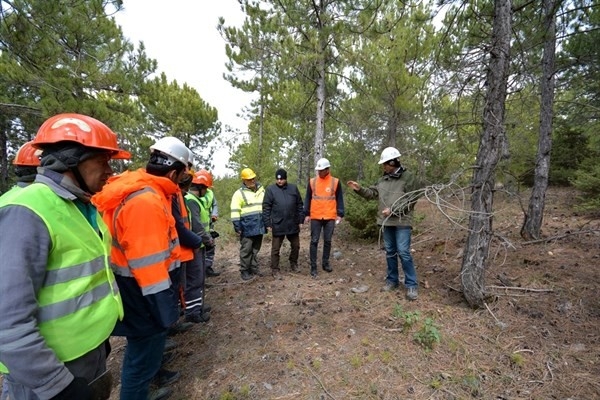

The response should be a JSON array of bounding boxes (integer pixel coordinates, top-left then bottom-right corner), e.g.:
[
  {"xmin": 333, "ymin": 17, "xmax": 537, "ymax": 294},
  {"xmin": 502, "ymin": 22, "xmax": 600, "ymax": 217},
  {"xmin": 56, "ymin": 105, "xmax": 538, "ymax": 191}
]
[
  {"xmin": 209, "ymin": 230, "xmax": 220, "ymax": 239},
  {"xmin": 51, "ymin": 377, "xmax": 92, "ymax": 400}
]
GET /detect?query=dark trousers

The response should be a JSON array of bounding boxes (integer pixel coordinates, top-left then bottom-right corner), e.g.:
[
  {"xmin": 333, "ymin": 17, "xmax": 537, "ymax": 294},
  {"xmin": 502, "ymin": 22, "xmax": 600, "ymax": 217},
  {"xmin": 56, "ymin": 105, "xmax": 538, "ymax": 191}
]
[
  {"xmin": 184, "ymin": 247, "xmax": 206, "ymax": 317},
  {"xmin": 309, "ymin": 219, "xmax": 335, "ymax": 270},
  {"xmin": 270, "ymin": 233, "xmax": 300, "ymax": 270},
  {"xmin": 120, "ymin": 330, "xmax": 167, "ymax": 400},
  {"xmin": 5, "ymin": 342, "xmax": 108, "ymax": 400},
  {"xmin": 205, "ymin": 245, "xmax": 216, "ymax": 269},
  {"xmin": 239, "ymin": 235, "xmax": 263, "ymax": 273}
]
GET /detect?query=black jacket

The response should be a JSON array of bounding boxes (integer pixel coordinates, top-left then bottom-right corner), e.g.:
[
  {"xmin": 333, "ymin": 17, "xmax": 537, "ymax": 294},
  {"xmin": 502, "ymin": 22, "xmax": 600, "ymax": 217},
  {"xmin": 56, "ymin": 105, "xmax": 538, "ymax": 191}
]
[{"xmin": 262, "ymin": 182, "xmax": 305, "ymax": 236}]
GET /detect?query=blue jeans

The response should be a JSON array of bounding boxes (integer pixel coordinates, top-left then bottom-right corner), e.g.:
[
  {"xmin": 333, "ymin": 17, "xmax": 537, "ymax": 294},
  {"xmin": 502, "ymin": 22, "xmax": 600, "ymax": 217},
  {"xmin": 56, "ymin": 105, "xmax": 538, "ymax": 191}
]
[
  {"xmin": 120, "ymin": 330, "xmax": 167, "ymax": 400},
  {"xmin": 309, "ymin": 219, "xmax": 335, "ymax": 269},
  {"xmin": 382, "ymin": 226, "xmax": 418, "ymax": 288}
]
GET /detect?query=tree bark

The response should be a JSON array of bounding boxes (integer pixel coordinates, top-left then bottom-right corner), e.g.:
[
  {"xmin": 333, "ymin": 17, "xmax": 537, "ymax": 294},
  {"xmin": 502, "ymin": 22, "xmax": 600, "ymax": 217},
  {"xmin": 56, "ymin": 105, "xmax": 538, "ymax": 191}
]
[
  {"xmin": 521, "ymin": 0, "xmax": 557, "ymax": 240},
  {"xmin": 461, "ymin": 0, "xmax": 512, "ymax": 308}
]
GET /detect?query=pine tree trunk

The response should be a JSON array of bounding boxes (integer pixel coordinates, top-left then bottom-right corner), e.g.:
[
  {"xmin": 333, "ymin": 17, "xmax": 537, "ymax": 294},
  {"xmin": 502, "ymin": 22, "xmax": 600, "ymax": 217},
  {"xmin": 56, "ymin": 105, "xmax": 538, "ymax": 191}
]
[
  {"xmin": 461, "ymin": 0, "xmax": 512, "ymax": 308},
  {"xmin": 521, "ymin": 0, "xmax": 557, "ymax": 240}
]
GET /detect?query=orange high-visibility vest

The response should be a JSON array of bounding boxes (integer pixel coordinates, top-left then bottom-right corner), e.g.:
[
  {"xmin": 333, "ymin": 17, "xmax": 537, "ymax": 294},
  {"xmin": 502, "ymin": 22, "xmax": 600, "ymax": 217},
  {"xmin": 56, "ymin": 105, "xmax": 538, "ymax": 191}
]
[
  {"xmin": 176, "ymin": 190, "xmax": 194, "ymax": 262},
  {"xmin": 93, "ymin": 169, "xmax": 181, "ymax": 296},
  {"xmin": 309, "ymin": 175, "xmax": 339, "ymax": 220}
]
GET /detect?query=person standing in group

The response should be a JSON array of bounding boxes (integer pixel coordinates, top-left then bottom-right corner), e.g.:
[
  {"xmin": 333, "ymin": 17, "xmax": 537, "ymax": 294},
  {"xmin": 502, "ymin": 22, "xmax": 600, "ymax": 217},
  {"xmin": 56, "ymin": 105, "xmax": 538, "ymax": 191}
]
[
  {"xmin": 262, "ymin": 168, "xmax": 305, "ymax": 279},
  {"xmin": 197, "ymin": 169, "xmax": 221, "ymax": 277},
  {"xmin": 92, "ymin": 136, "xmax": 190, "ymax": 400},
  {"xmin": 304, "ymin": 158, "xmax": 345, "ymax": 278},
  {"xmin": 230, "ymin": 167, "xmax": 266, "ymax": 281},
  {"xmin": 347, "ymin": 147, "xmax": 422, "ymax": 301},
  {"xmin": 7, "ymin": 141, "xmax": 41, "ymax": 191},
  {"xmin": 183, "ymin": 171, "xmax": 214, "ymax": 323},
  {"xmin": 0, "ymin": 113, "xmax": 128, "ymax": 400}
]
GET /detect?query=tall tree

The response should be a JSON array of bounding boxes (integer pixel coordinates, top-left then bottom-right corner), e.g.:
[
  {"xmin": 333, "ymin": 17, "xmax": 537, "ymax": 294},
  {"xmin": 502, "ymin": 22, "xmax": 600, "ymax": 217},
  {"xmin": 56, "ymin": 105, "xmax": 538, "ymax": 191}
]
[
  {"xmin": 521, "ymin": 0, "xmax": 560, "ymax": 240},
  {"xmin": 461, "ymin": 0, "xmax": 512, "ymax": 308}
]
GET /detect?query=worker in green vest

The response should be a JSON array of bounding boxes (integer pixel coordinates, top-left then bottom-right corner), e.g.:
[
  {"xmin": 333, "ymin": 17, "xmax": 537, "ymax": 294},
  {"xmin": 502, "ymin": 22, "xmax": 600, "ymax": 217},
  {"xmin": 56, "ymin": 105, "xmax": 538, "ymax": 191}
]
[{"xmin": 0, "ymin": 113, "xmax": 128, "ymax": 400}]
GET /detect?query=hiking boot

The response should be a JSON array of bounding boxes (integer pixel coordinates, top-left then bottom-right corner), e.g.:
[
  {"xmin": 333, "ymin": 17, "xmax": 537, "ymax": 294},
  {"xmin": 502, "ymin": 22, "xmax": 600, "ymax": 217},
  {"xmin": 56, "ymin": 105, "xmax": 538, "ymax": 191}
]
[
  {"xmin": 206, "ymin": 267, "xmax": 221, "ymax": 277},
  {"xmin": 272, "ymin": 269, "xmax": 282, "ymax": 279},
  {"xmin": 152, "ymin": 369, "xmax": 180, "ymax": 387},
  {"xmin": 148, "ymin": 387, "xmax": 172, "ymax": 400},
  {"xmin": 381, "ymin": 282, "xmax": 398, "ymax": 292},
  {"xmin": 163, "ymin": 338, "xmax": 177, "ymax": 352},
  {"xmin": 310, "ymin": 269, "xmax": 317, "ymax": 279},
  {"xmin": 161, "ymin": 351, "xmax": 176, "ymax": 366},
  {"xmin": 290, "ymin": 263, "xmax": 298, "ymax": 272},
  {"xmin": 168, "ymin": 321, "xmax": 193, "ymax": 336},
  {"xmin": 406, "ymin": 287, "xmax": 418, "ymax": 301},
  {"xmin": 185, "ymin": 311, "xmax": 211, "ymax": 323},
  {"xmin": 202, "ymin": 304, "xmax": 212, "ymax": 313},
  {"xmin": 323, "ymin": 264, "xmax": 332, "ymax": 273},
  {"xmin": 241, "ymin": 270, "xmax": 253, "ymax": 281}
]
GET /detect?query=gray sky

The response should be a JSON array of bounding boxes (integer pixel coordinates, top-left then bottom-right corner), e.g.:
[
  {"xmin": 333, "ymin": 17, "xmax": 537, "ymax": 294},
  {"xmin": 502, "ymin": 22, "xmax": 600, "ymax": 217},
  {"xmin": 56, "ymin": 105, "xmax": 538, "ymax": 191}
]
[{"xmin": 114, "ymin": 0, "xmax": 253, "ymax": 175}]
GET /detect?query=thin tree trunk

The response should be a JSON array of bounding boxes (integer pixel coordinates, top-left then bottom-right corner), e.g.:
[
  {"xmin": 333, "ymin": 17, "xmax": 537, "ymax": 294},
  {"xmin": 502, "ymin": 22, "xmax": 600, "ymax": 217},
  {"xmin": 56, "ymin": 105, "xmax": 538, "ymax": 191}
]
[
  {"xmin": 314, "ymin": 51, "xmax": 326, "ymax": 163},
  {"xmin": 0, "ymin": 118, "xmax": 9, "ymax": 194},
  {"xmin": 461, "ymin": 0, "xmax": 512, "ymax": 308},
  {"xmin": 521, "ymin": 0, "xmax": 557, "ymax": 240}
]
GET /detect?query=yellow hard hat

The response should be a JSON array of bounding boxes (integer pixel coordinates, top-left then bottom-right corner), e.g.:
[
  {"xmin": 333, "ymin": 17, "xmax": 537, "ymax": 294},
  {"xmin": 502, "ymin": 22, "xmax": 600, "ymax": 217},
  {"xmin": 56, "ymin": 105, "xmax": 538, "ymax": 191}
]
[{"xmin": 240, "ymin": 168, "xmax": 256, "ymax": 180}]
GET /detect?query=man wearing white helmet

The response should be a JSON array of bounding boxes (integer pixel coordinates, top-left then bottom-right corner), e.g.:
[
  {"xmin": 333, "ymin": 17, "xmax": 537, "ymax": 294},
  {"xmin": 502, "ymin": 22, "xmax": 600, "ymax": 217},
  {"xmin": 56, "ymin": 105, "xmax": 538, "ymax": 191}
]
[
  {"xmin": 92, "ymin": 136, "xmax": 190, "ymax": 400},
  {"xmin": 347, "ymin": 147, "xmax": 422, "ymax": 301},
  {"xmin": 304, "ymin": 157, "xmax": 345, "ymax": 278}
]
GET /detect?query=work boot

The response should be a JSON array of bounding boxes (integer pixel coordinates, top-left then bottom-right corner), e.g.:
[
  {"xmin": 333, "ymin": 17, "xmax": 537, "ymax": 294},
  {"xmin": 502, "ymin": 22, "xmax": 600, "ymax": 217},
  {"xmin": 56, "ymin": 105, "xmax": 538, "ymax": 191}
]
[
  {"xmin": 272, "ymin": 269, "xmax": 282, "ymax": 280},
  {"xmin": 206, "ymin": 267, "xmax": 221, "ymax": 277},
  {"xmin": 148, "ymin": 387, "xmax": 172, "ymax": 400},
  {"xmin": 310, "ymin": 267, "xmax": 317, "ymax": 279},
  {"xmin": 152, "ymin": 369, "xmax": 180, "ymax": 387},
  {"xmin": 164, "ymin": 338, "xmax": 177, "ymax": 352},
  {"xmin": 161, "ymin": 351, "xmax": 176, "ymax": 366},
  {"xmin": 241, "ymin": 270, "xmax": 253, "ymax": 281},
  {"xmin": 168, "ymin": 321, "xmax": 193, "ymax": 336},
  {"xmin": 290, "ymin": 263, "xmax": 298, "ymax": 272},
  {"xmin": 185, "ymin": 311, "xmax": 211, "ymax": 323},
  {"xmin": 406, "ymin": 287, "xmax": 418, "ymax": 301},
  {"xmin": 202, "ymin": 304, "xmax": 212, "ymax": 313},
  {"xmin": 323, "ymin": 264, "xmax": 332, "ymax": 273}
]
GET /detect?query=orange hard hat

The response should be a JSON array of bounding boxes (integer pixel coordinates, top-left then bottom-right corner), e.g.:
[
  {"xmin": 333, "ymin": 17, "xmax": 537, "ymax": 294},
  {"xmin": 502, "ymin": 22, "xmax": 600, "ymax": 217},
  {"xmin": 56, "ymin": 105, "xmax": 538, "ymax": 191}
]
[
  {"xmin": 196, "ymin": 169, "xmax": 213, "ymax": 187},
  {"xmin": 13, "ymin": 141, "xmax": 41, "ymax": 167},
  {"xmin": 32, "ymin": 113, "xmax": 130, "ymax": 159},
  {"xmin": 192, "ymin": 171, "xmax": 210, "ymax": 187}
]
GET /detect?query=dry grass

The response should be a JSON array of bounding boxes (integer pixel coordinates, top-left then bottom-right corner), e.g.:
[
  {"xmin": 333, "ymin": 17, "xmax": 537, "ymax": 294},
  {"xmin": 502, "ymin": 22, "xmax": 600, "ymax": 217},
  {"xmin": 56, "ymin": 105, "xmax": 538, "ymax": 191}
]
[{"xmin": 38, "ymin": 187, "xmax": 600, "ymax": 399}]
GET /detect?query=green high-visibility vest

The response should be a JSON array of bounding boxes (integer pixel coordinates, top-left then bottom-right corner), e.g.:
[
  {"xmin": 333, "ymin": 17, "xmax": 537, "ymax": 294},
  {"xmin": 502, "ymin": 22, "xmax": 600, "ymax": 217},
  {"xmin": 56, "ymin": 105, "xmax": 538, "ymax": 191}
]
[
  {"xmin": 0, "ymin": 183, "xmax": 123, "ymax": 373},
  {"xmin": 185, "ymin": 192, "xmax": 210, "ymax": 239}
]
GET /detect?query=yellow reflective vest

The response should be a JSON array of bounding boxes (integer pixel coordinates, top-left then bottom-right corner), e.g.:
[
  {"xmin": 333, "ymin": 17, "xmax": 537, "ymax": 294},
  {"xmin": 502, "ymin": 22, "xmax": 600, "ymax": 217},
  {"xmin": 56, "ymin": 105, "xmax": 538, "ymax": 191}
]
[{"xmin": 0, "ymin": 184, "xmax": 123, "ymax": 373}]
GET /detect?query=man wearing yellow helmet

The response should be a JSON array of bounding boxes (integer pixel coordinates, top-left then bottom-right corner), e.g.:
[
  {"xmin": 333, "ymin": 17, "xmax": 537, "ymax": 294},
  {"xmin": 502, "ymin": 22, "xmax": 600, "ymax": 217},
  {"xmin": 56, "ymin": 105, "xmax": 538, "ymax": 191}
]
[{"xmin": 230, "ymin": 168, "xmax": 266, "ymax": 280}]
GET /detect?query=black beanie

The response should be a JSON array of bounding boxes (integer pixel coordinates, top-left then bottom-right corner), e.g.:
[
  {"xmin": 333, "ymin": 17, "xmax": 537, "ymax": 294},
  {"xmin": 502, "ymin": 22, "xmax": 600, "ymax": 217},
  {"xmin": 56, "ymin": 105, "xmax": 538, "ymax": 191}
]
[{"xmin": 275, "ymin": 168, "xmax": 287, "ymax": 180}]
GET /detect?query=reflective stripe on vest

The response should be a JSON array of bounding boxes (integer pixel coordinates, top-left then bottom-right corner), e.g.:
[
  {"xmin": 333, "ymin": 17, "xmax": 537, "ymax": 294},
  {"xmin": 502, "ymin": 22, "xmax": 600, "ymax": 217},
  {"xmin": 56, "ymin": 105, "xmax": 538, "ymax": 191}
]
[
  {"xmin": 310, "ymin": 176, "xmax": 338, "ymax": 220},
  {"xmin": 0, "ymin": 183, "xmax": 123, "ymax": 373},
  {"xmin": 109, "ymin": 187, "xmax": 179, "ymax": 295}
]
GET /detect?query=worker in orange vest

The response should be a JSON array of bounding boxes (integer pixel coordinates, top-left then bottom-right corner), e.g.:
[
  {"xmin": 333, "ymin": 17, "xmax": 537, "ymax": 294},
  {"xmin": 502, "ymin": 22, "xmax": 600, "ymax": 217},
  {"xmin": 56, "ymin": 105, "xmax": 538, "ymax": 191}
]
[{"xmin": 304, "ymin": 158, "xmax": 344, "ymax": 278}]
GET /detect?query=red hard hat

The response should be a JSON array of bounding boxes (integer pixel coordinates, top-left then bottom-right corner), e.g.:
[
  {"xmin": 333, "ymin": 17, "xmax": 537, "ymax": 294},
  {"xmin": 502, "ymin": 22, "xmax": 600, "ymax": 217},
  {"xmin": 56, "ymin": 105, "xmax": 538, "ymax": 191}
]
[
  {"xmin": 13, "ymin": 141, "xmax": 41, "ymax": 166},
  {"xmin": 196, "ymin": 169, "xmax": 213, "ymax": 188},
  {"xmin": 192, "ymin": 171, "xmax": 210, "ymax": 187},
  {"xmin": 32, "ymin": 113, "xmax": 130, "ymax": 159}
]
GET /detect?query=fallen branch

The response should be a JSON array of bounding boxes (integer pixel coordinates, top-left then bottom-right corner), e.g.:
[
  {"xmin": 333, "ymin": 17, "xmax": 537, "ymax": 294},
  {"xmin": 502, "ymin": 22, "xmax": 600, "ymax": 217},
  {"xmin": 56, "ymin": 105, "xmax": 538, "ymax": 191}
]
[
  {"xmin": 487, "ymin": 285, "xmax": 553, "ymax": 293},
  {"xmin": 307, "ymin": 366, "xmax": 337, "ymax": 400},
  {"xmin": 522, "ymin": 229, "xmax": 600, "ymax": 245}
]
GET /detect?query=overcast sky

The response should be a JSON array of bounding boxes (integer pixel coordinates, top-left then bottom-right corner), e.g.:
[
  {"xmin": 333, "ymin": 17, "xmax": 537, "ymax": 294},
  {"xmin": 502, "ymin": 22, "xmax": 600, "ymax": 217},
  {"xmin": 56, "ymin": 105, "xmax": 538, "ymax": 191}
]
[{"xmin": 114, "ymin": 0, "xmax": 253, "ymax": 175}]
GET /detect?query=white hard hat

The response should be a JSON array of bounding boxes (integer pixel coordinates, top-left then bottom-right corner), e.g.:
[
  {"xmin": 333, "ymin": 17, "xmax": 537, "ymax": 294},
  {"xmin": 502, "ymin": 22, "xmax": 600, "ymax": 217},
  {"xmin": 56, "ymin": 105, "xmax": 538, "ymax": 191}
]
[
  {"xmin": 150, "ymin": 137, "xmax": 190, "ymax": 166},
  {"xmin": 315, "ymin": 158, "xmax": 331, "ymax": 171},
  {"xmin": 378, "ymin": 147, "xmax": 401, "ymax": 164}
]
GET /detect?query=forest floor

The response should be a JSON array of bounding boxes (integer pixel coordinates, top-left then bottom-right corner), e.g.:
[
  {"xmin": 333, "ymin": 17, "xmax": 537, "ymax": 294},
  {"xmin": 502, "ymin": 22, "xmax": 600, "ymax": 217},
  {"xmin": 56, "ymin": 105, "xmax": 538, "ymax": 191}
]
[{"xmin": 101, "ymin": 186, "xmax": 599, "ymax": 399}]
